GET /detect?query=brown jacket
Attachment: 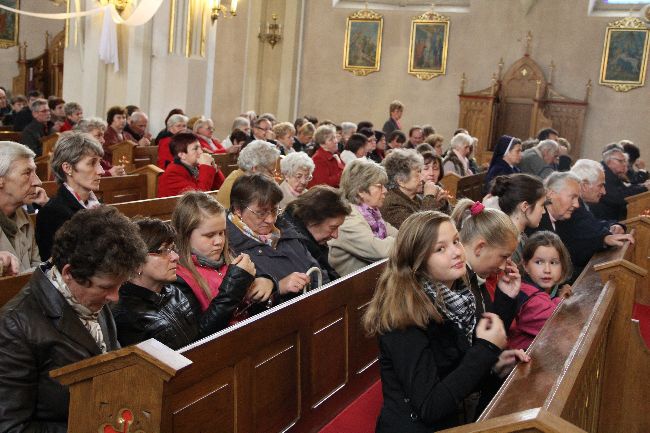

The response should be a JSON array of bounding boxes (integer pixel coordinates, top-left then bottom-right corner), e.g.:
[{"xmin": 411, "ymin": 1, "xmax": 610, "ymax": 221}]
[
  {"xmin": 380, "ymin": 188, "xmax": 450, "ymax": 229},
  {"xmin": 0, "ymin": 207, "xmax": 41, "ymax": 273}
]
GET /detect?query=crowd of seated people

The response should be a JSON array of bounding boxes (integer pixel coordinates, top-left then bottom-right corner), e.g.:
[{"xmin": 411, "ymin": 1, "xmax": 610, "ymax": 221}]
[{"xmin": 1, "ymin": 91, "xmax": 649, "ymax": 432}]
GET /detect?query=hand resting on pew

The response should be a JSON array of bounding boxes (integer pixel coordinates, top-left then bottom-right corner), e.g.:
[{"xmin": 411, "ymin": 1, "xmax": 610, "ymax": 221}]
[
  {"xmin": 609, "ymin": 224, "xmax": 625, "ymax": 235},
  {"xmin": 0, "ymin": 251, "xmax": 20, "ymax": 277},
  {"xmin": 604, "ymin": 233, "xmax": 634, "ymax": 247},
  {"xmin": 279, "ymin": 272, "xmax": 310, "ymax": 295},
  {"xmin": 493, "ymin": 348, "xmax": 531, "ymax": 379}
]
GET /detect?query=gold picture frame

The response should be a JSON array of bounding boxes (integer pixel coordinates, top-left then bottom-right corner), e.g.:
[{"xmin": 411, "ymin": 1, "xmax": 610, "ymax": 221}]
[
  {"xmin": 599, "ymin": 17, "xmax": 649, "ymax": 92},
  {"xmin": 408, "ymin": 11, "xmax": 450, "ymax": 80},
  {"xmin": 342, "ymin": 9, "xmax": 383, "ymax": 76},
  {"xmin": 0, "ymin": 0, "xmax": 20, "ymax": 49}
]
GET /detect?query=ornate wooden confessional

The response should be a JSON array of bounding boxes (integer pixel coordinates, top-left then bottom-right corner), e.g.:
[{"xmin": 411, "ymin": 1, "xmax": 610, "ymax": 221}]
[
  {"xmin": 12, "ymin": 30, "xmax": 65, "ymax": 98},
  {"xmin": 458, "ymin": 33, "xmax": 591, "ymax": 165}
]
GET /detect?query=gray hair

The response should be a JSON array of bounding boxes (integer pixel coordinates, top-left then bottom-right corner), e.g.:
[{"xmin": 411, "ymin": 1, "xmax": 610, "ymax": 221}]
[
  {"xmin": 192, "ymin": 116, "xmax": 213, "ymax": 133},
  {"xmin": 450, "ymin": 132, "xmax": 472, "ymax": 150},
  {"xmin": 544, "ymin": 171, "xmax": 581, "ymax": 192},
  {"xmin": 280, "ymin": 152, "xmax": 315, "ymax": 177},
  {"xmin": 74, "ymin": 117, "xmax": 107, "ymax": 133},
  {"xmin": 602, "ymin": 144, "xmax": 625, "ymax": 162},
  {"xmin": 314, "ymin": 124, "xmax": 336, "ymax": 145},
  {"xmin": 130, "ymin": 111, "xmax": 148, "ymax": 123},
  {"xmin": 0, "ymin": 141, "xmax": 35, "ymax": 177},
  {"xmin": 237, "ymin": 140, "xmax": 280, "ymax": 173},
  {"xmin": 571, "ymin": 159, "xmax": 603, "ymax": 184},
  {"xmin": 231, "ymin": 116, "xmax": 250, "ymax": 131},
  {"xmin": 30, "ymin": 98, "xmax": 48, "ymax": 112},
  {"xmin": 382, "ymin": 148, "xmax": 423, "ymax": 189},
  {"xmin": 537, "ymin": 139, "xmax": 559, "ymax": 153},
  {"xmin": 340, "ymin": 158, "xmax": 388, "ymax": 205},
  {"xmin": 166, "ymin": 114, "xmax": 188, "ymax": 129},
  {"xmin": 51, "ymin": 132, "xmax": 104, "ymax": 185},
  {"xmin": 341, "ymin": 122, "xmax": 357, "ymax": 135},
  {"xmin": 63, "ymin": 102, "xmax": 82, "ymax": 117}
]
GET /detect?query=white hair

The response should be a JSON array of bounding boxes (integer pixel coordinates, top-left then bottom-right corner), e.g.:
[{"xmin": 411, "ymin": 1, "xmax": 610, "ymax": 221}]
[
  {"xmin": 340, "ymin": 122, "xmax": 357, "ymax": 135},
  {"xmin": 166, "ymin": 114, "xmax": 188, "ymax": 129},
  {"xmin": 450, "ymin": 132, "xmax": 472, "ymax": 150},
  {"xmin": 231, "ymin": 116, "xmax": 250, "ymax": 131},
  {"xmin": 130, "ymin": 111, "xmax": 148, "ymax": 123},
  {"xmin": 280, "ymin": 152, "xmax": 315, "ymax": 177},
  {"xmin": 537, "ymin": 139, "xmax": 559, "ymax": 153},
  {"xmin": 544, "ymin": 171, "xmax": 581, "ymax": 192},
  {"xmin": 237, "ymin": 140, "xmax": 280, "ymax": 172},
  {"xmin": 0, "ymin": 141, "xmax": 35, "ymax": 177},
  {"xmin": 571, "ymin": 159, "xmax": 604, "ymax": 184}
]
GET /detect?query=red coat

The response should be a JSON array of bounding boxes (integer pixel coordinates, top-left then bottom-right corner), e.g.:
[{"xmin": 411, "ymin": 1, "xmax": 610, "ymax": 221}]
[
  {"xmin": 157, "ymin": 136, "xmax": 173, "ymax": 169},
  {"xmin": 197, "ymin": 136, "xmax": 227, "ymax": 154},
  {"xmin": 157, "ymin": 161, "xmax": 222, "ymax": 198},
  {"xmin": 508, "ymin": 282, "xmax": 563, "ymax": 350},
  {"xmin": 59, "ymin": 119, "xmax": 74, "ymax": 132},
  {"xmin": 309, "ymin": 147, "xmax": 344, "ymax": 188}
]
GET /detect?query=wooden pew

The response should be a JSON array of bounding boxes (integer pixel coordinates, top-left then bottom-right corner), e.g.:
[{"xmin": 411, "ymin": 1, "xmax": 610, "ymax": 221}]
[
  {"xmin": 213, "ymin": 153, "xmax": 238, "ymax": 178},
  {"xmin": 133, "ymin": 145, "xmax": 158, "ymax": 168},
  {"xmin": 439, "ymin": 171, "xmax": 487, "ymax": 202},
  {"xmin": 625, "ymin": 190, "xmax": 650, "ymax": 220},
  {"xmin": 111, "ymin": 190, "xmax": 219, "ymax": 221},
  {"xmin": 441, "ymin": 238, "xmax": 649, "ymax": 433},
  {"xmin": 0, "ymin": 273, "xmax": 31, "ymax": 309},
  {"xmin": 0, "ymin": 131, "xmax": 22, "ymax": 143},
  {"xmin": 51, "ymin": 261, "xmax": 385, "ymax": 433},
  {"xmin": 41, "ymin": 174, "xmax": 148, "ymax": 204}
]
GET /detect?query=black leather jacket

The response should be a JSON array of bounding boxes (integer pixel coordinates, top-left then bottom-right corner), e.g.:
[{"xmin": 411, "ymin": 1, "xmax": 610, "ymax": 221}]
[
  {"xmin": 0, "ymin": 264, "xmax": 120, "ymax": 433},
  {"xmin": 112, "ymin": 264, "xmax": 254, "ymax": 350}
]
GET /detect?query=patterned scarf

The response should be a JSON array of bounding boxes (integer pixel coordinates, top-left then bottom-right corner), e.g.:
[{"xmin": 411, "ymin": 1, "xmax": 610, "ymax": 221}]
[
  {"xmin": 64, "ymin": 183, "xmax": 101, "ymax": 209},
  {"xmin": 422, "ymin": 278, "xmax": 477, "ymax": 344},
  {"xmin": 228, "ymin": 212, "xmax": 281, "ymax": 248},
  {"xmin": 355, "ymin": 204, "xmax": 387, "ymax": 239},
  {"xmin": 47, "ymin": 265, "xmax": 107, "ymax": 353}
]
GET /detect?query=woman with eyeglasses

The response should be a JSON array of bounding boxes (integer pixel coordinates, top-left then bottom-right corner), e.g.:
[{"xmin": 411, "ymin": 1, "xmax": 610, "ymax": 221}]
[
  {"xmin": 227, "ymin": 174, "xmax": 329, "ymax": 303},
  {"xmin": 329, "ymin": 159, "xmax": 398, "ymax": 277},
  {"xmin": 278, "ymin": 152, "xmax": 315, "ymax": 208},
  {"xmin": 112, "ymin": 215, "xmax": 257, "ymax": 350}
]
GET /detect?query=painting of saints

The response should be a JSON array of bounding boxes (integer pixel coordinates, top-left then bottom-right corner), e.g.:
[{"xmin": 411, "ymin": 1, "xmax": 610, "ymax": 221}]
[
  {"xmin": 605, "ymin": 30, "xmax": 648, "ymax": 82},
  {"xmin": 411, "ymin": 23, "xmax": 445, "ymax": 71},
  {"xmin": 0, "ymin": 0, "xmax": 19, "ymax": 47},
  {"xmin": 347, "ymin": 21, "xmax": 379, "ymax": 68}
]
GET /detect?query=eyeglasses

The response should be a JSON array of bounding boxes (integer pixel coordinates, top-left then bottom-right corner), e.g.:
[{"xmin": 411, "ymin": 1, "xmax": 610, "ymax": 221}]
[
  {"xmin": 291, "ymin": 173, "xmax": 313, "ymax": 181},
  {"xmin": 255, "ymin": 126, "xmax": 272, "ymax": 132},
  {"xmin": 36, "ymin": 109, "xmax": 50, "ymax": 113},
  {"xmin": 245, "ymin": 206, "xmax": 281, "ymax": 219},
  {"xmin": 148, "ymin": 244, "xmax": 177, "ymax": 258},
  {"xmin": 611, "ymin": 158, "xmax": 627, "ymax": 164}
]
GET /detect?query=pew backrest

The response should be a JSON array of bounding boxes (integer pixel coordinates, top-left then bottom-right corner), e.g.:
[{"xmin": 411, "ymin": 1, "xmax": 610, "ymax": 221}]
[
  {"xmin": 625, "ymin": 190, "xmax": 650, "ymax": 220},
  {"xmin": 41, "ymin": 174, "xmax": 148, "ymax": 204},
  {"xmin": 0, "ymin": 272, "xmax": 31, "ymax": 308}
]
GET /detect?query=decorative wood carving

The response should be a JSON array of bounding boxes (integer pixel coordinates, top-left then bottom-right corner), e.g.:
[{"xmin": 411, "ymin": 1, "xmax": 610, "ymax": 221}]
[
  {"xmin": 12, "ymin": 30, "xmax": 65, "ymax": 97},
  {"xmin": 459, "ymin": 53, "xmax": 589, "ymax": 164}
]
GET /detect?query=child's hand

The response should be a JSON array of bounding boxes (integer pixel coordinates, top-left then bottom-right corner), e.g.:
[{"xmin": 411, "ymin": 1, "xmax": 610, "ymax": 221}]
[
  {"xmin": 476, "ymin": 312, "xmax": 507, "ymax": 349},
  {"xmin": 558, "ymin": 283, "xmax": 572, "ymax": 299},
  {"xmin": 493, "ymin": 349, "xmax": 531, "ymax": 378},
  {"xmin": 232, "ymin": 253, "xmax": 256, "ymax": 276},
  {"xmin": 496, "ymin": 258, "xmax": 521, "ymax": 299}
]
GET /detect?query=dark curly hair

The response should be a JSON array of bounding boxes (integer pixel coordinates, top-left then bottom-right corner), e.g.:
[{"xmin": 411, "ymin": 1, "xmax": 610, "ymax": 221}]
[{"xmin": 51, "ymin": 206, "xmax": 148, "ymax": 284}]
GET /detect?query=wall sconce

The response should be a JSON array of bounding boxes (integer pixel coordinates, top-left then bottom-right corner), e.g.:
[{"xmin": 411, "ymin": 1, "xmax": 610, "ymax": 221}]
[
  {"xmin": 258, "ymin": 13, "xmax": 282, "ymax": 49},
  {"xmin": 211, "ymin": 0, "xmax": 238, "ymax": 24},
  {"xmin": 98, "ymin": 0, "xmax": 130, "ymax": 14}
]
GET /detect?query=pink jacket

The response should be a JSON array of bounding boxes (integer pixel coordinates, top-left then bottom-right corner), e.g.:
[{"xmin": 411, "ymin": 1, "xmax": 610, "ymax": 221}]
[
  {"xmin": 176, "ymin": 256, "xmax": 228, "ymax": 312},
  {"xmin": 508, "ymin": 282, "xmax": 562, "ymax": 351}
]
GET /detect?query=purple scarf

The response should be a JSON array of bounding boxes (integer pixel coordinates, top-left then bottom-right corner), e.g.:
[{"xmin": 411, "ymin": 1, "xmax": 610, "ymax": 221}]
[{"xmin": 356, "ymin": 203, "xmax": 388, "ymax": 239}]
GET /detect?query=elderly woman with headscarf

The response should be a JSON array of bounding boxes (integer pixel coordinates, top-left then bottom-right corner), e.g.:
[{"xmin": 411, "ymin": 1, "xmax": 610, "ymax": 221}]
[
  {"xmin": 156, "ymin": 113, "xmax": 189, "ymax": 169},
  {"xmin": 484, "ymin": 135, "xmax": 523, "ymax": 192},
  {"xmin": 380, "ymin": 149, "xmax": 451, "ymax": 229},
  {"xmin": 328, "ymin": 159, "xmax": 397, "ymax": 276},
  {"xmin": 278, "ymin": 152, "xmax": 315, "ymax": 208},
  {"xmin": 35, "ymin": 132, "xmax": 105, "ymax": 261},
  {"xmin": 216, "ymin": 140, "xmax": 280, "ymax": 209}
]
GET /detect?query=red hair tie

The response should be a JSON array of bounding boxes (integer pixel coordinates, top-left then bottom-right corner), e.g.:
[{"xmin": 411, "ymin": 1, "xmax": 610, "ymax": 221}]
[{"xmin": 470, "ymin": 201, "xmax": 485, "ymax": 216}]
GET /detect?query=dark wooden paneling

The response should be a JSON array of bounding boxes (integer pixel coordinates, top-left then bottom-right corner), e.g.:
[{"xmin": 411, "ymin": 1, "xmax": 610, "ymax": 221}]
[{"xmin": 310, "ymin": 307, "xmax": 348, "ymax": 408}]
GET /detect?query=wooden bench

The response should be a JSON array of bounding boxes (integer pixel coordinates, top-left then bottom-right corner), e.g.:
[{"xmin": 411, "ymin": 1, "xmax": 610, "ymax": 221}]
[
  {"xmin": 111, "ymin": 190, "xmax": 219, "ymax": 221},
  {"xmin": 41, "ymin": 174, "xmax": 149, "ymax": 204},
  {"xmin": 51, "ymin": 261, "xmax": 385, "ymax": 433},
  {"xmin": 0, "ymin": 131, "xmax": 22, "ymax": 143},
  {"xmin": 439, "ymin": 171, "xmax": 487, "ymax": 202},
  {"xmin": 442, "ymin": 237, "xmax": 649, "ymax": 432},
  {"xmin": 625, "ymin": 190, "xmax": 650, "ymax": 220},
  {"xmin": 213, "ymin": 152, "xmax": 239, "ymax": 178},
  {"xmin": 0, "ymin": 273, "xmax": 31, "ymax": 309}
]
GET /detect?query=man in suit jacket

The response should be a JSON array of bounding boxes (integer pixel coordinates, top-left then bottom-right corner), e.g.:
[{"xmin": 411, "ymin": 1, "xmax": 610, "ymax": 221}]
[
  {"xmin": 382, "ymin": 100, "xmax": 404, "ymax": 136},
  {"xmin": 590, "ymin": 145, "xmax": 649, "ymax": 221},
  {"xmin": 519, "ymin": 139, "xmax": 559, "ymax": 180},
  {"xmin": 0, "ymin": 207, "xmax": 147, "ymax": 432}
]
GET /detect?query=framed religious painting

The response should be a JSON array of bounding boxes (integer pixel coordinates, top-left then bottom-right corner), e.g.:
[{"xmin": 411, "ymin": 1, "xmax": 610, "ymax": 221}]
[
  {"xmin": 599, "ymin": 17, "xmax": 649, "ymax": 92},
  {"xmin": 342, "ymin": 9, "xmax": 383, "ymax": 76},
  {"xmin": 0, "ymin": 0, "xmax": 19, "ymax": 49},
  {"xmin": 408, "ymin": 11, "xmax": 450, "ymax": 80}
]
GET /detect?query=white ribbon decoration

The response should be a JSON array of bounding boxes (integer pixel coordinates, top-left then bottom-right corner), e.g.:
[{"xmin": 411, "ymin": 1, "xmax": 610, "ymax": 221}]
[{"xmin": 0, "ymin": 0, "xmax": 164, "ymax": 72}]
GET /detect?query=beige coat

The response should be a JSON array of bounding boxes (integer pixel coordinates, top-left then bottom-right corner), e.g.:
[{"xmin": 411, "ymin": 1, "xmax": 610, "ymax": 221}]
[
  {"xmin": 215, "ymin": 169, "xmax": 244, "ymax": 209},
  {"xmin": 328, "ymin": 206, "xmax": 397, "ymax": 277},
  {"xmin": 0, "ymin": 207, "xmax": 41, "ymax": 272},
  {"xmin": 278, "ymin": 180, "xmax": 305, "ymax": 209}
]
